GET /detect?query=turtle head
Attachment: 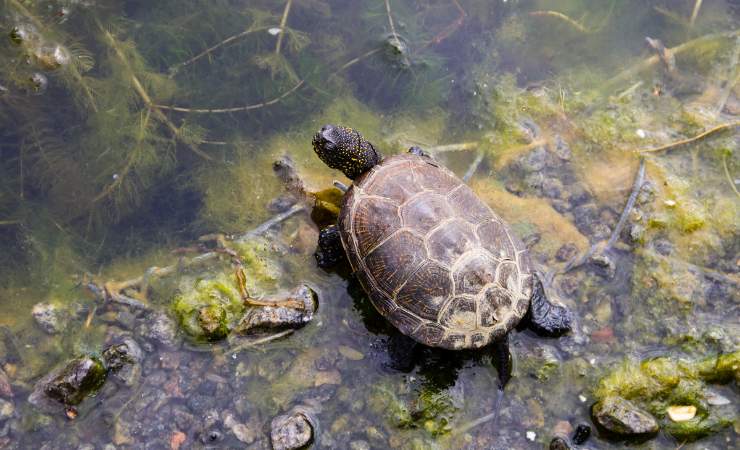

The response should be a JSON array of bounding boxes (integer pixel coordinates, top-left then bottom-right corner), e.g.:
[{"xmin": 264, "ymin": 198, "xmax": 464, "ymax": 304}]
[{"xmin": 312, "ymin": 125, "xmax": 381, "ymax": 180}]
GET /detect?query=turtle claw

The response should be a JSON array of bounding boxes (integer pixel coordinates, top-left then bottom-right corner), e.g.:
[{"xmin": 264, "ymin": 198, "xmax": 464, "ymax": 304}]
[
  {"xmin": 527, "ymin": 274, "xmax": 572, "ymax": 337},
  {"xmin": 491, "ymin": 337, "xmax": 512, "ymax": 389}
]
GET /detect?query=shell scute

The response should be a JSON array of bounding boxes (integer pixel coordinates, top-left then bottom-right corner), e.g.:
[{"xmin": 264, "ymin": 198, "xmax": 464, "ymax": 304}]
[
  {"xmin": 363, "ymin": 229, "xmax": 426, "ymax": 296},
  {"xmin": 395, "ymin": 261, "xmax": 452, "ymax": 321},
  {"xmin": 400, "ymin": 192, "xmax": 453, "ymax": 234},
  {"xmin": 353, "ymin": 196, "xmax": 402, "ymax": 257},
  {"xmin": 427, "ymin": 219, "xmax": 479, "ymax": 266}
]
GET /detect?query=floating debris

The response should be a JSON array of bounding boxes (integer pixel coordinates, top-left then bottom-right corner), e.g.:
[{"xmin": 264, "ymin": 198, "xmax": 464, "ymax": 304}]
[{"xmin": 667, "ymin": 405, "xmax": 698, "ymax": 422}]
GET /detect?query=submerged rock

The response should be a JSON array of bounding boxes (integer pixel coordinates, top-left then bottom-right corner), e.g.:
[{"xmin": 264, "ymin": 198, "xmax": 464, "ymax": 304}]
[
  {"xmin": 102, "ymin": 338, "xmax": 143, "ymax": 386},
  {"xmin": 591, "ymin": 396, "xmax": 659, "ymax": 438},
  {"xmin": 235, "ymin": 285, "xmax": 317, "ymax": 334},
  {"xmin": 31, "ymin": 302, "xmax": 67, "ymax": 334},
  {"xmin": 270, "ymin": 406, "xmax": 316, "ymax": 450},
  {"xmin": 29, "ymin": 356, "xmax": 107, "ymax": 410},
  {"xmin": 143, "ymin": 312, "xmax": 178, "ymax": 347}
]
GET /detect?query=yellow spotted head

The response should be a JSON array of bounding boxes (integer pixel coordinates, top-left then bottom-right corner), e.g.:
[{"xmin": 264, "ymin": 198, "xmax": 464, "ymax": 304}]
[{"xmin": 312, "ymin": 125, "xmax": 381, "ymax": 180}]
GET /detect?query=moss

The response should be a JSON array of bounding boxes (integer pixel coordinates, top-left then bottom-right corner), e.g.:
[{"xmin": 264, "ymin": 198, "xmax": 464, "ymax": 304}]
[
  {"xmin": 368, "ymin": 382, "xmax": 457, "ymax": 437},
  {"xmin": 229, "ymin": 238, "xmax": 282, "ymax": 291},
  {"xmin": 594, "ymin": 352, "xmax": 739, "ymax": 441},
  {"xmin": 172, "ymin": 272, "xmax": 244, "ymax": 341}
]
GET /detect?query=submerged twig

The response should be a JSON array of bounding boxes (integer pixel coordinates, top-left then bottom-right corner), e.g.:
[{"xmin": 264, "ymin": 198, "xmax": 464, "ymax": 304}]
[
  {"xmin": 689, "ymin": 0, "xmax": 703, "ymax": 27},
  {"xmin": 427, "ymin": 142, "xmax": 478, "ymax": 153},
  {"xmin": 429, "ymin": 0, "xmax": 467, "ymax": 45},
  {"xmin": 384, "ymin": 0, "xmax": 410, "ymax": 66},
  {"xmin": 225, "ymin": 329, "xmax": 294, "ymax": 356},
  {"xmin": 152, "ymin": 79, "xmax": 304, "ymax": 114},
  {"xmin": 233, "ymin": 203, "xmax": 305, "ymax": 242},
  {"xmin": 528, "ymin": 10, "xmax": 589, "ymax": 33},
  {"xmin": 168, "ymin": 27, "xmax": 268, "ymax": 77},
  {"xmin": 0, "ymin": 220, "xmax": 21, "ymax": 226},
  {"xmin": 607, "ymin": 158, "xmax": 646, "ymax": 250},
  {"xmin": 462, "ymin": 152, "xmax": 484, "ymax": 182},
  {"xmin": 274, "ymin": 0, "xmax": 293, "ymax": 56},
  {"xmin": 638, "ymin": 121, "xmax": 739, "ymax": 154}
]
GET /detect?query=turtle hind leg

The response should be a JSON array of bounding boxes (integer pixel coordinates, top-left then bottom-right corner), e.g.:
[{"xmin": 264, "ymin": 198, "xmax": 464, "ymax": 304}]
[
  {"xmin": 491, "ymin": 336, "xmax": 512, "ymax": 389},
  {"xmin": 526, "ymin": 274, "xmax": 572, "ymax": 337},
  {"xmin": 314, "ymin": 224, "xmax": 344, "ymax": 268}
]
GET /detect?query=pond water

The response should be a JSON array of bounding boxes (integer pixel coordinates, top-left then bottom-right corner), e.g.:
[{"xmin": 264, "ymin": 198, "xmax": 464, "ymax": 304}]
[{"xmin": 0, "ymin": 0, "xmax": 738, "ymax": 449}]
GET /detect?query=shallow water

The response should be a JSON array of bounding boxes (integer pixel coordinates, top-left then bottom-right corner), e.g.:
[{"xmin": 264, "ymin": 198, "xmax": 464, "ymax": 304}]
[{"xmin": 0, "ymin": 0, "xmax": 738, "ymax": 449}]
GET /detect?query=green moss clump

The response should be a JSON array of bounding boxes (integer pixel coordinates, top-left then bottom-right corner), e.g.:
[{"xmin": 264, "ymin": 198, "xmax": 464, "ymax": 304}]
[
  {"xmin": 172, "ymin": 273, "xmax": 244, "ymax": 341},
  {"xmin": 368, "ymin": 383, "xmax": 458, "ymax": 437},
  {"xmin": 230, "ymin": 238, "xmax": 282, "ymax": 291},
  {"xmin": 593, "ymin": 352, "xmax": 739, "ymax": 441}
]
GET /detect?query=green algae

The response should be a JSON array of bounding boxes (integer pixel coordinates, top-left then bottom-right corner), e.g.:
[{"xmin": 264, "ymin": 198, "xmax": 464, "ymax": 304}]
[
  {"xmin": 172, "ymin": 273, "xmax": 244, "ymax": 341},
  {"xmin": 594, "ymin": 352, "xmax": 739, "ymax": 441}
]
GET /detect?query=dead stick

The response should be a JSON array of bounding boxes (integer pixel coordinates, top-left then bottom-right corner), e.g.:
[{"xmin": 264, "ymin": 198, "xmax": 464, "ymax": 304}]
[
  {"xmin": 638, "ymin": 121, "xmax": 739, "ymax": 154},
  {"xmin": 427, "ymin": 142, "xmax": 477, "ymax": 153},
  {"xmin": 384, "ymin": 0, "xmax": 410, "ymax": 66},
  {"xmin": 606, "ymin": 158, "xmax": 645, "ymax": 250},
  {"xmin": 225, "ymin": 329, "xmax": 294, "ymax": 355},
  {"xmin": 152, "ymin": 80, "xmax": 304, "ymax": 114}
]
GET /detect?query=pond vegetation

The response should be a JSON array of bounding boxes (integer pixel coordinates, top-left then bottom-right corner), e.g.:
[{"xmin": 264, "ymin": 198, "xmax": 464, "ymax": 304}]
[{"xmin": 0, "ymin": 0, "xmax": 738, "ymax": 448}]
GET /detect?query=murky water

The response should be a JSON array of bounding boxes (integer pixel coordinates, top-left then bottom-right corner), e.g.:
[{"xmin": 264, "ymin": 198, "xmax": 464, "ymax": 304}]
[{"xmin": 1, "ymin": 1, "xmax": 738, "ymax": 449}]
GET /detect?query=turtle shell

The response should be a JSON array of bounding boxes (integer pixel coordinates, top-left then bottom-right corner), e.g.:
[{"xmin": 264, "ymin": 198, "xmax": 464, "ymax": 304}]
[{"xmin": 338, "ymin": 153, "xmax": 532, "ymax": 350}]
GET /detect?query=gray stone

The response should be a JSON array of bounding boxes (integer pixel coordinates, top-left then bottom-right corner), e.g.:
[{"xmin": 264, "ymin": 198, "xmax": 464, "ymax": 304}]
[
  {"xmin": 271, "ymin": 409, "xmax": 315, "ymax": 450},
  {"xmin": 0, "ymin": 368, "xmax": 12, "ymax": 398},
  {"xmin": 591, "ymin": 396, "xmax": 659, "ymax": 438},
  {"xmin": 236, "ymin": 285, "xmax": 317, "ymax": 334},
  {"xmin": 29, "ymin": 356, "xmax": 107, "ymax": 410},
  {"xmin": 32, "ymin": 302, "xmax": 67, "ymax": 334},
  {"xmin": 350, "ymin": 440, "xmax": 371, "ymax": 450},
  {"xmin": 143, "ymin": 312, "xmax": 177, "ymax": 347},
  {"xmin": 102, "ymin": 338, "xmax": 143, "ymax": 386},
  {"xmin": 0, "ymin": 399, "xmax": 13, "ymax": 422}
]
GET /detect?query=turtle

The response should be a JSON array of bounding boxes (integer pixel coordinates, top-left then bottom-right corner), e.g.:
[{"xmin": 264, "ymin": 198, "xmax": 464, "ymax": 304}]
[{"xmin": 312, "ymin": 124, "xmax": 572, "ymax": 385}]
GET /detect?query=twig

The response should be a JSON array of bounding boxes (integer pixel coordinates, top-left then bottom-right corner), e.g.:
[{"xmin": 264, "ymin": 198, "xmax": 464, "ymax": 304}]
[
  {"xmin": 427, "ymin": 142, "xmax": 477, "ymax": 153},
  {"xmin": 225, "ymin": 329, "xmax": 294, "ymax": 356},
  {"xmin": 152, "ymin": 79, "xmax": 304, "ymax": 114},
  {"xmin": 100, "ymin": 28, "xmax": 212, "ymax": 160},
  {"xmin": 653, "ymin": 6, "xmax": 690, "ymax": 28},
  {"xmin": 168, "ymin": 27, "xmax": 268, "ymax": 77},
  {"xmin": 336, "ymin": 48, "xmax": 382, "ymax": 72},
  {"xmin": 233, "ymin": 203, "xmax": 305, "ymax": 242},
  {"xmin": 274, "ymin": 0, "xmax": 293, "ymax": 56},
  {"xmin": 0, "ymin": 220, "xmax": 21, "ymax": 226},
  {"xmin": 606, "ymin": 158, "xmax": 646, "ymax": 250},
  {"xmin": 605, "ymin": 30, "xmax": 740, "ymax": 89},
  {"xmin": 616, "ymin": 81, "xmax": 644, "ymax": 99},
  {"xmin": 689, "ymin": 0, "xmax": 703, "ymax": 27},
  {"xmin": 723, "ymin": 151, "xmax": 739, "ymax": 199},
  {"xmin": 528, "ymin": 10, "xmax": 589, "ymax": 33},
  {"xmin": 462, "ymin": 152, "xmax": 484, "ymax": 182},
  {"xmin": 430, "ymin": 0, "xmax": 467, "ymax": 45},
  {"xmin": 638, "ymin": 121, "xmax": 739, "ymax": 154}
]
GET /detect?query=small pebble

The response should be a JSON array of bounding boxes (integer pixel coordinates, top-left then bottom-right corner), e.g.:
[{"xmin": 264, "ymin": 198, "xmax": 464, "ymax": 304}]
[
  {"xmin": 667, "ymin": 405, "xmax": 697, "ymax": 422},
  {"xmin": 578, "ymin": 395, "xmax": 587, "ymax": 403},
  {"xmin": 526, "ymin": 431, "xmax": 536, "ymax": 441}
]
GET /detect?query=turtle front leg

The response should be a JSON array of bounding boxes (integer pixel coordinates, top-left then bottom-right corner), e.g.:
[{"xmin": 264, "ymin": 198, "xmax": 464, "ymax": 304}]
[
  {"xmin": 314, "ymin": 224, "xmax": 344, "ymax": 268},
  {"xmin": 526, "ymin": 274, "xmax": 572, "ymax": 337}
]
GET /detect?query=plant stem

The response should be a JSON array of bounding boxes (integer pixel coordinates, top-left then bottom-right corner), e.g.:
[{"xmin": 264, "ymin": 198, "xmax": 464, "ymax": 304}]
[
  {"xmin": 275, "ymin": 0, "xmax": 293, "ymax": 55},
  {"xmin": 606, "ymin": 158, "xmax": 645, "ymax": 250},
  {"xmin": 168, "ymin": 27, "xmax": 268, "ymax": 77},
  {"xmin": 152, "ymin": 79, "xmax": 304, "ymax": 114},
  {"xmin": 638, "ymin": 121, "xmax": 739, "ymax": 154},
  {"xmin": 100, "ymin": 28, "xmax": 212, "ymax": 160},
  {"xmin": 384, "ymin": 0, "xmax": 410, "ymax": 66},
  {"xmin": 528, "ymin": 10, "xmax": 589, "ymax": 33},
  {"xmin": 689, "ymin": 0, "xmax": 703, "ymax": 27}
]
